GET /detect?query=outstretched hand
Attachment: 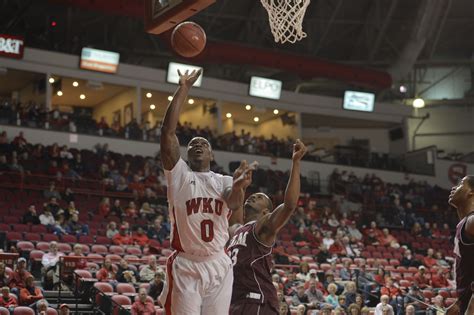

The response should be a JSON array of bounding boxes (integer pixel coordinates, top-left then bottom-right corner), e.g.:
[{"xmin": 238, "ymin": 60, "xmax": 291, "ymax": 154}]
[
  {"xmin": 178, "ymin": 69, "xmax": 202, "ymax": 88},
  {"xmin": 292, "ymin": 139, "xmax": 307, "ymax": 161},
  {"xmin": 233, "ymin": 160, "xmax": 258, "ymax": 190}
]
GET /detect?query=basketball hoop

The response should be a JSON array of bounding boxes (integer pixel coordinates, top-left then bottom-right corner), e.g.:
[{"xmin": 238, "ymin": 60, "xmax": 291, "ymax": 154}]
[{"xmin": 260, "ymin": 0, "xmax": 311, "ymax": 44}]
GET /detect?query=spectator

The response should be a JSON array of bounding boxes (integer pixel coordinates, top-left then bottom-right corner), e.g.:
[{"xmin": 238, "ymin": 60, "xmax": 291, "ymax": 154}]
[
  {"xmin": 110, "ymin": 199, "xmax": 123, "ymax": 217},
  {"xmin": 147, "ymin": 271, "xmax": 165, "ymax": 300},
  {"xmin": 139, "ymin": 202, "xmax": 154, "ymax": 219},
  {"xmin": 125, "ymin": 201, "xmax": 138, "ymax": 218},
  {"xmin": 374, "ymin": 295, "xmax": 394, "ymax": 315},
  {"xmin": 53, "ymin": 214, "xmax": 68, "ymax": 236},
  {"xmin": 401, "ymin": 249, "xmax": 419, "ymax": 267},
  {"xmin": 0, "ymin": 155, "xmax": 8, "ymax": 173},
  {"xmin": 427, "ymin": 295, "xmax": 445, "ymax": 315},
  {"xmin": 9, "ymin": 258, "xmax": 31, "ymax": 296},
  {"xmin": 131, "ymin": 288, "xmax": 156, "ymax": 315},
  {"xmin": 69, "ymin": 244, "xmax": 87, "ymax": 269},
  {"xmin": 22, "ymin": 205, "xmax": 41, "ymax": 225},
  {"xmin": 325, "ymin": 283, "xmax": 339, "ymax": 308},
  {"xmin": 62, "ymin": 188, "xmax": 75, "ymax": 204},
  {"xmin": 41, "ymin": 241, "xmax": 64, "ymax": 289},
  {"xmin": 347, "ymin": 304, "xmax": 361, "ymax": 315},
  {"xmin": 414, "ymin": 266, "xmax": 431, "ymax": 289},
  {"xmin": 44, "ymin": 183, "xmax": 61, "ymax": 200},
  {"xmin": 380, "ymin": 277, "xmax": 401, "ymax": 300},
  {"xmin": 343, "ymin": 281, "xmax": 357, "ymax": 307},
  {"xmin": 96, "ymin": 258, "xmax": 116, "ymax": 283},
  {"xmin": 405, "ymin": 304, "xmax": 415, "ymax": 315},
  {"xmin": 133, "ymin": 227, "xmax": 150, "ymax": 247},
  {"xmin": 106, "ymin": 221, "xmax": 119, "ymax": 239},
  {"xmin": 8, "ymin": 157, "xmax": 24, "ymax": 174},
  {"xmin": 435, "ymin": 251, "xmax": 450, "ymax": 268},
  {"xmin": 0, "ymin": 286, "xmax": 16, "ymax": 310},
  {"xmin": 112, "ymin": 225, "xmax": 133, "ymax": 245},
  {"xmin": 19, "ymin": 275, "xmax": 43, "ymax": 306},
  {"xmin": 45, "ymin": 197, "xmax": 61, "ymax": 218},
  {"xmin": 378, "ymin": 228, "xmax": 399, "ymax": 248},
  {"xmin": 59, "ymin": 304, "xmax": 70, "ymax": 315},
  {"xmin": 39, "ymin": 208, "xmax": 55, "ymax": 227},
  {"xmin": 317, "ymin": 245, "xmax": 331, "ymax": 264},
  {"xmin": 116, "ymin": 259, "xmax": 138, "ymax": 283},
  {"xmin": 296, "ymin": 262, "xmax": 310, "ymax": 281},
  {"xmin": 140, "ymin": 256, "xmax": 162, "ymax": 282},
  {"xmin": 423, "ymin": 248, "xmax": 437, "ymax": 268},
  {"xmin": 99, "ymin": 197, "xmax": 110, "ymax": 217},
  {"xmin": 147, "ymin": 217, "xmax": 168, "ymax": 244},
  {"xmin": 35, "ymin": 299, "xmax": 48, "ymax": 314},
  {"xmin": 339, "ymin": 260, "xmax": 351, "ymax": 281},
  {"xmin": 291, "ymin": 283, "xmax": 310, "ymax": 307},
  {"xmin": 305, "ymin": 278, "xmax": 327, "ymax": 309},
  {"xmin": 0, "ymin": 263, "xmax": 9, "ymax": 287},
  {"xmin": 403, "ymin": 286, "xmax": 424, "ymax": 312},
  {"xmin": 66, "ymin": 213, "xmax": 89, "ymax": 236},
  {"xmin": 431, "ymin": 268, "xmax": 450, "ymax": 288}
]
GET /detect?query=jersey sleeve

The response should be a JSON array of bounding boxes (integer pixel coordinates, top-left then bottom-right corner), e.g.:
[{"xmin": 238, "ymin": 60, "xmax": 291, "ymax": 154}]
[
  {"xmin": 221, "ymin": 175, "xmax": 233, "ymax": 194},
  {"xmin": 164, "ymin": 158, "xmax": 190, "ymax": 199}
]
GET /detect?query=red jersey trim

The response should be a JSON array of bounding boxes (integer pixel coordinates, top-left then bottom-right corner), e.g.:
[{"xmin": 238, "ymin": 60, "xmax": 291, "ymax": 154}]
[
  {"xmin": 171, "ymin": 207, "xmax": 184, "ymax": 252},
  {"xmin": 164, "ymin": 251, "xmax": 179, "ymax": 314}
]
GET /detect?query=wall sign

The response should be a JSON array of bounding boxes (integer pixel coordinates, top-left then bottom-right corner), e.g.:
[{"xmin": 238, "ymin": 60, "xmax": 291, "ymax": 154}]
[{"xmin": 0, "ymin": 34, "xmax": 24, "ymax": 59}]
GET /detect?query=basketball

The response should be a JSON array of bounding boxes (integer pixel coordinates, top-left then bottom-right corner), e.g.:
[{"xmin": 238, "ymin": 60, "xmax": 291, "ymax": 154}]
[{"xmin": 171, "ymin": 21, "xmax": 207, "ymax": 58}]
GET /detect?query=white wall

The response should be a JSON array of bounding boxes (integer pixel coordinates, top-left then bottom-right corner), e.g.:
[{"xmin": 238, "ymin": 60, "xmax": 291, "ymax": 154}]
[
  {"xmin": 4, "ymin": 124, "xmax": 462, "ymax": 189},
  {"xmin": 417, "ymin": 67, "xmax": 471, "ymax": 100},
  {"xmin": 407, "ymin": 106, "xmax": 474, "ymax": 154},
  {"xmin": 302, "ymin": 128, "xmax": 390, "ymax": 153}
]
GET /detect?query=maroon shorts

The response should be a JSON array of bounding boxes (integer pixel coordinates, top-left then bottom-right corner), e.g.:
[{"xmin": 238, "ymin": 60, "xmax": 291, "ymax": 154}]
[{"xmin": 229, "ymin": 302, "xmax": 278, "ymax": 315}]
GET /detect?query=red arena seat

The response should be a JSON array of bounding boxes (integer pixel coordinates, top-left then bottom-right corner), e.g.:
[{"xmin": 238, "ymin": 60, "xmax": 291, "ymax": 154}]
[
  {"xmin": 57, "ymin": 243, "xmax": 72, "ymax": 253},
  {"xmin": 24, "ymin": 233, "xmax": 41, "ymax": 242},
  {"xmin": 61, "ymin": 234, "xmax": 78, "ymax": 243},
  {"xmin": 36, "ymin": 242, "xmax": 50, "ymax": 251},
  {"xmin": 91, "ymin": 245, "xmax": 108, "ymax": 255},
  {"xmin": 112, "ymin": 295, "xmax": 132, "ymax": 315},
  {"xmin": 13, "ymin": 307, "xmax": 35, "ymax": 315},
  {"xmin": 117, "ymin": 283, "xmax": 136, "ymax": 294},
  {"xmin": 42, "ymin": 234, "xmax": 59, "ymax": 242},
  {"xmin": 109, "ymin": 246, "xmax": 125, "ymax": 255},
  {"xmin": 0, "ymin": 307, "xmax": 9, "ymax": 315},
  {"xmin": 16, "ymin": 241, "xmax": 35, "ymax": 252}
]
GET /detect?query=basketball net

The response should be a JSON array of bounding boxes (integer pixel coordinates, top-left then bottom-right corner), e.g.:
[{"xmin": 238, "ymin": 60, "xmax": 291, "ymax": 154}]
[{"xmin": 260, "ymin": 0, "xmax": 311, "ymax": 44}]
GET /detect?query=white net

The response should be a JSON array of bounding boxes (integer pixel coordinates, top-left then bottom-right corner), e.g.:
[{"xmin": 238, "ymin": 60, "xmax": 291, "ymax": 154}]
[{"xmin": 260, "ymin": 0, "xmax": 311, "ymax": 44}]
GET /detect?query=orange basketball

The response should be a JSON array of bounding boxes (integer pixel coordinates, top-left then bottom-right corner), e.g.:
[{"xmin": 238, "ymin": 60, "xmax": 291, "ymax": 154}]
[{"xmin": 171, "ymin": 21, "xmax": 207, "ymax": 58}]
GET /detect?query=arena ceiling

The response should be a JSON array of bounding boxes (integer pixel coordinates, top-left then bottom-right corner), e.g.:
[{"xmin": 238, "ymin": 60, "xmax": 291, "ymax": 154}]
[{"xmin": 1, "ymin": 0, "xmax": 473, "ymax": 100}]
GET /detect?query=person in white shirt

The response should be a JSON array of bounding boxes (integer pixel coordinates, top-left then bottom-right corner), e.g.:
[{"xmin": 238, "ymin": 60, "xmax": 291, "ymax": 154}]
[
  {"xmin": 139, "ymin": 256, "xmax": 163, "ymax": 282},
  {"xmin": 41, "ymin": 241, "xmax": 64, "ymax": 289},
  {"xmin": 375, "ymin": 295, "xmax": 394, "ymax": 315},
  {"xmin": 39, "ymin": 209, "xmax": 55, "ymax": 227}
]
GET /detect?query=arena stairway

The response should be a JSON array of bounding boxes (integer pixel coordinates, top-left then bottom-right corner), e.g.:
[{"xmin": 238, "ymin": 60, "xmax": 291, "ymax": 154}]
[{"xmin": 43, "ymin": 290, "xmax": 96, "ymax": 314}]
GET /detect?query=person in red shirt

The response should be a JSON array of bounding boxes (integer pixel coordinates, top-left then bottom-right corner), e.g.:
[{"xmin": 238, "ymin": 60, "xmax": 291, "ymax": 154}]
[
  {"xmin": 380, "ymin": 277, "xmax": 401, "ymax": 299},
  {"xmin": 0, "ymin": 286, "xmax": 17, "ymax": 309},
  {"xmin": 112, "ymin": 226, "xmax": 133, "ymax": 245},
  {"xmin": 422, "ymin": 248, "xmax": 437, "ymax": 268},
  {"xmin": 431, "ymin": 269, "xmax": 450, "ymax": 289},
  {"xmin": 96, "ymin": 258, "xmax": 117, "ymax": 283},
  {"xmin": 133, "ymin": 227, "xmax": 150, "ymax": 247},
  {"xmin": 19, "ymin": 275, "xmax": 43, "ymax": 306},
  {"xmin": 329, "ymin": 238, "xmax": 345, "ymax": 255},
  {"xmin": 9, "ymin": 258, "xmax": 32, "ymax": 296},
  {"xmin": 68, "ymin": 244, "xmax": 87, "ymax": 270},
  {"xmin": 131, "ymin": 288, "xmax": 156, "ymax": 315},
  {"xmin": 378, "ymin": 228, "xmax": 399, "ymax": 247},
  {"xmin": 414, "ymin": 266, "xmax": 431, "ymax": 289},
  {"xmin": 125, "ymin": 201, "xmax": 139, "ymax": 218}
]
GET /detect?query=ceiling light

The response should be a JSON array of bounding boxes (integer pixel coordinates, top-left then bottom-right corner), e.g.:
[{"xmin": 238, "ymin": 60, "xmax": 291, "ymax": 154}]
[
  {"xmin": 273, "ymin": 109, "xmax": 279, "ymax": 115},
  {"xmin": 48, "ymin": 77, "xmax": 55, "ymax": 84},
  {"xmin": 188, "ymin": 98, "xmax": 195, "ymax": 105},
  {"xmin": 56, "ymin": 91, "xmax": 63, "ymax": 96},
  {"xmin": 150, "ymin": 104, "xmax": 156, "ymax": 110},
  {"xmin": 226, "ymin": 113, "xmax": 232, "ymax": 118},
  {"xmin": 168, "ymin": 96, "xmax": 173, "ymax": 101},
  {"xmin": 245, "ymin": 105, "xmax": 252, "ymax": 111},
  {"xmin": 80, "ymin": 94, "xmax": 86, "ymax": 100},
  {"xmin": 413, "ymin": 98, "xmax": 425, "ymax": 108},
  {"xmin": 72, "ymin": 81, "xmax": 79, "ymax": 87},
  {"xmin": 146, "ymin": 92, "xmax": 152, "ymax": 98},
  {"xmin": 399, "ymin": 85, "xmax": 407, "ymax": 93},
  {"xmin": 253, "ymin": 116, "xmax": 259, "ymax": 122}
]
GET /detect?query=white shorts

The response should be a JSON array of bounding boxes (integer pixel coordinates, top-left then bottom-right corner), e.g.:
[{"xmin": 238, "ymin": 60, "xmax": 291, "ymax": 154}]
[{"xmin": 159, "ymin": 251, "xmax": 233, "ymax": 315}]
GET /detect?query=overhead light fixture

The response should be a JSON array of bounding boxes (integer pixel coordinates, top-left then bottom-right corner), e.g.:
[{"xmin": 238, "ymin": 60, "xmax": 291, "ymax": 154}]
[
  {"xmin": 226, "ymin": 113, "xmax": 232, "ymax": 118},
  {"xmin": 413, "ymin": 98, "xmax": 425, "ymax": 108},
  {"xmin": 72, "ymin": 81, "xmax": 79, "ymax": 87},
  {"xmin": 399, "ymin": 85, "xmax": 407, "ymax": 93},
  {"xmin": 253, "ymin": 116, "xmax": 259, "ymax": 122},
  {"xmin": 168, "ymin": 96, "xmax": 173, "ymax": 101},
  {"xmin": 150, "ymin": 104, "xmax": 156, "ymax": 110},
  {"xmin": 188, "ymin": 98, "xmax": 195, "ymax": 105},
  {"xmin": 273, "ymin": 109, "xmax": 279, "ymax": 115},
  {"xmin": 80, "ymin": 94, "xmax": 86, "ymax": 100},
  {"xmin": 245, "ymin": 105, "xmax": 252, "ymax": 111},
  {"xmin": 56, "ymin": 91, "xmax": 63, "ymax": 96},
  {"xmin": 146, "ymin": 92, "xmax": 152, "ymax": 98},
  {"xmin": 48, "ymin": 77, "xmax": 55, "ymax": 84}
]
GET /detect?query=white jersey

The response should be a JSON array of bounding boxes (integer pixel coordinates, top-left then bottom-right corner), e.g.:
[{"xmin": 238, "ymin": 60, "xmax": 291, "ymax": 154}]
[{"xmin": 165, "ymin": 158, "xmax": 233, "ymax": 257}]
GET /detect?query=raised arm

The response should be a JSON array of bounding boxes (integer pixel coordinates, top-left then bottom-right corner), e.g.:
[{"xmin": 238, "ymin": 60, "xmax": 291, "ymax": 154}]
[
  {"xmin": 224, "ymin": 160, "xmax": 256, "ymax": 213},
  {"xmin": 160, "ymin": 69, "xmax": 202, "ymax": 170},
  {"xmin": 256, "ymin": 139, "xmax": 307, "ymax": 246}
]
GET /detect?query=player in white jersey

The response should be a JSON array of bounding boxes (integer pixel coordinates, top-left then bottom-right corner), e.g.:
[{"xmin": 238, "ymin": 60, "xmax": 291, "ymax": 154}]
[{"xmin": 158, "ymin": 69, "xmax": 254, "ymax": 315}]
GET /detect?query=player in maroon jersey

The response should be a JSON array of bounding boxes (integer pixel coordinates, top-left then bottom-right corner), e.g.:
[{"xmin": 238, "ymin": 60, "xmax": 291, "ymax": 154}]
[
  {"xmin": 447, "ymin": 175, "xmax": 474, "ymax": 315},
  {"xmin": 227, "ymin": 139, "xmax": 307, "ymax": 315}
]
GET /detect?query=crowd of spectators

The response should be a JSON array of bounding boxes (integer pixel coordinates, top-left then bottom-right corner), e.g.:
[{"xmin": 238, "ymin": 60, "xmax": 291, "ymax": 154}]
[
  {"xmin": 0, "ymin": 125, "xmax": 461, "ymax": 314},
  {"xmin": 0, "ymin": 98, "xmax": 408, "ymax": 171}
]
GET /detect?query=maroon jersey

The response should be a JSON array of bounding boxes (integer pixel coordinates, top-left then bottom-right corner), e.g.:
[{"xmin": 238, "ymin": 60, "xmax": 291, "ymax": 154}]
[
  {"xmin": 454, "ymin": 212, "xmax": 474, "ymax": 313},
  {"xmin": 227, "ymin": 221, "xmax": 279, "ymax": 313}
]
